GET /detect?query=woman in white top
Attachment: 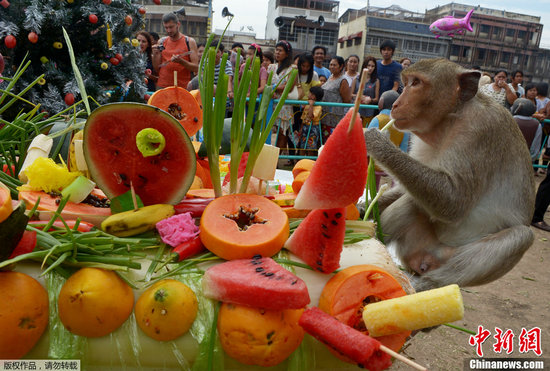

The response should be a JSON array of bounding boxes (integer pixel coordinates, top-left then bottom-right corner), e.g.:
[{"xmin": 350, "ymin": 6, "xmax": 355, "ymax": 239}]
[
  {"xmin": 343, "ymin": 54, "xmax": 360, "ymax": 89},
  {"xmin": 479, "ymin": 70, "xmax": 517, "ymax": 107}
]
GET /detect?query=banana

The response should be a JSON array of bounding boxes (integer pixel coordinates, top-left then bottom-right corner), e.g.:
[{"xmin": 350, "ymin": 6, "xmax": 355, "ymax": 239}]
[
  {"xmin": 68, "ymin": 130, "xmax": 91, "ymax": 178},
  {"xmin": 101, "ymin": 204, "xmax": 175, "ymax": 237},
  {"xmin": 19, "ymin": 134, "xmax": 53, "ymax": 183}
]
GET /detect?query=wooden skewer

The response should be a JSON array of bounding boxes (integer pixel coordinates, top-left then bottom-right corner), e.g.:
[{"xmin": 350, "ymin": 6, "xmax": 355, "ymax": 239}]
[
  {"xmin": 348, "ymin": 68, "xmax": 369, "ymax": 134},
  {"xmin": 379, "ymin": 344, "xmax": 428, "ymax": 371},
  {"xmin": 174, "ymin": 70, "xmax": 178, "ymax": 87},
  {"xmin": 130, "ymin": 181, "xmax": 138, "ymax": 211}
]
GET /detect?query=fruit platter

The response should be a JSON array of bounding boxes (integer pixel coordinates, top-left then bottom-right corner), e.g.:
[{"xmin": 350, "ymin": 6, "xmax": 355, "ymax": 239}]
[{"xmin": 0, "ymin": 37, "xmax": 466, "ymax": 371}]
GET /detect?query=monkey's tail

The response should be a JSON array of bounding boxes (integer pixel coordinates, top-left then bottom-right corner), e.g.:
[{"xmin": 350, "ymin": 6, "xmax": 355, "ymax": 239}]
[{"xmin": 414, "ymin": 225, "xmax": 534, "ymax": 291}]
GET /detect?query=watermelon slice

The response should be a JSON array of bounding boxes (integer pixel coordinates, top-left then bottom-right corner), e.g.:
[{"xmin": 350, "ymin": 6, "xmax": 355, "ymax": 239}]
[
  {"xmin": 299, "ymin": 307, "xmax": 392, "ymax": 371},
  {"xmin": 294, "ymin": 109, "xmax": 367, "ymax": 210},
  {"xmin": 83, "ymin": 103, "xmax": 196, "ymax": 206},
  {"xmin": 202, "ymin": 256, "xmax": 310, "ymax": 310},
  {"xmin": 284, "ymin": 208, "xmax": 346, "ymax": 273}
]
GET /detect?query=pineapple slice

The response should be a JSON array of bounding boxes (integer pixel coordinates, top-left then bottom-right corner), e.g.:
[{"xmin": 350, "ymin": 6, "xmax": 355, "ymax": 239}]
[{"xmin": 362, "ymin": 284, "xmax": 464, "ymax": 337}]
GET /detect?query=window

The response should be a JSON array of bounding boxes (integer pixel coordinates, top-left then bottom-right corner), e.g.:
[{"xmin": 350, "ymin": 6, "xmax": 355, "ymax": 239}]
[
  {"xmin": 492, "ymin": 27, "xmax": 502, "ymax": 39},
  {"xmin": 346, "ymin": 39, "xmax": 353, "ymax": 47},
  {"xmin": 476, "ymin": 49, "xmax": 485, "ymax": 61},
  {"xmin": 354, "ymin": 37, "xmax": 362, "ymax": 46},
  {"xmin": 451, "ymin": 45, "xmax": 460, "ymax": 57},
  {"xmin": 480, "ymin": 24, "xmax": 490, "ymax": 34},
  {"xmin": 517, "ymin": 30, "xmax": 526, "ymax": 40},
  {"xmin": 501, "ymin": 52, "xmax": 510, "ymax": 63},
  {"xmin": 506, "ymin": 28, "xmax": 515, "ymax": 37}
]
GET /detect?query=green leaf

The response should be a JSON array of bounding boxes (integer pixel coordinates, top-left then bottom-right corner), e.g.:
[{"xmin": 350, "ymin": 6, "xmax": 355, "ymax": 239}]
[
  {"xmin": 62, "ymin": 27, "xmax": 91, "ymax": 115},
  {"xmin": 109, "ymin": 190, "xmax": 144, "ymax": 214}
]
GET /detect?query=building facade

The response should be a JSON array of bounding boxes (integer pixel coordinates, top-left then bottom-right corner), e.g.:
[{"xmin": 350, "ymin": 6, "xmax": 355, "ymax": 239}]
[
  {"xmin": 425, "ymin": 3, "xmax": 543, "ymax": 81},
  {"xmin": 338, "ymin": 5, "xmax": 450, "ymax": 64},
  {"xmin": 140, "ymin": 0, "xmax": 210, "ymax": 44},
  {"xmin": 265, "ymin": 0, "xmax": 339, "ymax": 58}
]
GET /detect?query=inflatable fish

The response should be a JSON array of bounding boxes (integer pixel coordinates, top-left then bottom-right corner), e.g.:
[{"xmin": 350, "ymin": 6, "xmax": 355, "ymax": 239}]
[{"xmin": 429, "ymin": 9, "xmax": 474, "ymax": 38}]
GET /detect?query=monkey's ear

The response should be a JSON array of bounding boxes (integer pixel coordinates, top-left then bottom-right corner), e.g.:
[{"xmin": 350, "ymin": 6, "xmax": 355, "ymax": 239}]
[{"xmin": 458, "ymin": 71, "xmax": 481, "ymax": 102}]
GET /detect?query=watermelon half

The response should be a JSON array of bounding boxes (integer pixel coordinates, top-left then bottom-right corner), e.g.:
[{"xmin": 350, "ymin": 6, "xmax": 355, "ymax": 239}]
[
  {"xmin": 284, "ymin": 208, "xmax": 346, "ymax": 274},
  {"xmin": 83, "ymin": 103, "xmax": 196, "ymax": 205},
  {"xmin": 202, "ymin": 256, "xmax": 310, "ymax": 310},
  {"xmin": 294, "ymin": 109, "xmax": 367, "ymax": 210}
]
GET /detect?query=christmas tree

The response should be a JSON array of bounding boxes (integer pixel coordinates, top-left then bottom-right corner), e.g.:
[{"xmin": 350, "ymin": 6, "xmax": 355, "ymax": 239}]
[{"xmin": 0, "ymin": 0, "xmax": 149, "ymax": 114}]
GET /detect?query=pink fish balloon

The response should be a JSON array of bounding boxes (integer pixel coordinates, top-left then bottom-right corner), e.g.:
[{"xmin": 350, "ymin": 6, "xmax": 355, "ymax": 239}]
[{"xmin": 430, "ymin": 9, "xmax": 474, "ymax": 38}]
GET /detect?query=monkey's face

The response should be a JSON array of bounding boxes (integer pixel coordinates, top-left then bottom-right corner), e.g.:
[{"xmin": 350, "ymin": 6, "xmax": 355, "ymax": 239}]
[{"xmin": 391, "ymin": 72, "xmax": 434, "ymax": 132}]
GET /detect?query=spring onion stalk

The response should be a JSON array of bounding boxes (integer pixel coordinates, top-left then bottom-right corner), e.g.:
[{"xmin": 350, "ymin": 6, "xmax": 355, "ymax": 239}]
[
  {"xmin": 62, "ymin": 27, "xmax": 91, "ymax": 115},
  {"xmin": 238, "ymin": 68, "xmax": 298, "ymax": 193}
]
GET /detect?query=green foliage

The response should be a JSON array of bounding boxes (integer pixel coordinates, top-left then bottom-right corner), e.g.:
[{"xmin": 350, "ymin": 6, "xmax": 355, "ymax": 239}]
[{"xmin": 0, "ymin": 0, "xmax": 148, "ymax": 115}]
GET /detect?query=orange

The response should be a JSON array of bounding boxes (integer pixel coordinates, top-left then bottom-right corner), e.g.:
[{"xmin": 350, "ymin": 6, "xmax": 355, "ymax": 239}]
[
  {"xmin": 291, "ymin": 171, "xmax": 310, "ymax": 194},
  {"xmin": 217, "ymin": 302, "xmax": 304, "ymax": 367},
  {"xmin": 135, "ymin": 279, "xmax": 198, "ymax": 341},
  {"xmin": 291, "ymin": 159, "xmax": 315, "ymax": 178},
  {"xmin": 58, "ymin": 268, "xmax": 134, "ymax": 337},
  {"xmin": 0, "ymin": 271, "xmax": 49, "ymax": 359}
]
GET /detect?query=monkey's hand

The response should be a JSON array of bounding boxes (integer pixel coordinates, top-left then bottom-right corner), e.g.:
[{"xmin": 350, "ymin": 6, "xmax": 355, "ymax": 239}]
[{"xmin": 364, "ymin": 127, "xmax": 397, "ymax": 161}]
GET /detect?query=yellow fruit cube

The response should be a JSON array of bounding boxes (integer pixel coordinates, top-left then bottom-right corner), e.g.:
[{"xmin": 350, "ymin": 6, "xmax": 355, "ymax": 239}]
[{"xmin": 362, "ymin": 284, "xmax": 464, "ymax": 337}]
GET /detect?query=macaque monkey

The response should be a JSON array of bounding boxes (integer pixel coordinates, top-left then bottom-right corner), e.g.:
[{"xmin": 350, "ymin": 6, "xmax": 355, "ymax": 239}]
[{"xmin": 364, "ymin": 58, "xmax": 535, "ymax": 291}]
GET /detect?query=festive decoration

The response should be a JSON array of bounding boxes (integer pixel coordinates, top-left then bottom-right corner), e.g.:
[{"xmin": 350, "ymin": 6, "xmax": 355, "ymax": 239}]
[
  {"xmin": 64, "ymin": 93, "xmax": 75, "ymax": 106},
  {"xmin": 38, "ymin": 77, "xmax": 46, "ymax": 85},
  {"xmin": 138, "ymin": 7, "xmax": 146, "ymax": 15},
  {"xmin": 28, "ymin": 32, "xmax": 38, "ymax": 44},
  {"xmin": 106, "ymin": 24, "xmax": 113, "ymax": 49},
  {"xmin": 131, "ymin": 38, "xmax": 139, "ymax": 47},
  {"xmin": 123, "ymin": 37, "xmax": 130, "ymax": 43},
  {"xmin": 4, "ymin": 35, "xmax": 16, "ymax": 49},
  {"xmin": 430, "ymin": 9, "xmax": 474, "ymax": 38},
  {"xmin": 153, "ymin": 0, "xmax": 161, "ymax": 4},
  {"xmin": 115, "ymin": 53, "xmax": 123, "ymax": 62},
  {"xmin": 125, "ymin": 15, "xmax": 132, "ymax": 26},
  {"xmin": 110, "ymin": 57, "xmax": 120, "ymax": 66},
  {"xmin": 0, "ymin": 0, "xmax": 148, "ymax": 112}
]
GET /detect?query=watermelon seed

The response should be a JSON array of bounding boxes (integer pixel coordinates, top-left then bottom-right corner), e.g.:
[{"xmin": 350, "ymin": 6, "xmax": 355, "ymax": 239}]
[
  {"xmin": 322, "ymin": 232, "xmax": 330, "ymax": 239},
  {"xmin": 193, "ymin": 117, "xmax": 199, "ymax": 122},
  {"xmin": 253, "ymin": 255, "xmax": 262, "ymax": 259},
  {"xmin": 335, "ymin": 212, "xmax": 343, "ymax": 218},
  {"xmin": 321, "ymin": 224, "xmax": 328, "ymax": 230},
  {"xmin": 256, "ymin": 267, "xmax": 264, "ymax": 272},
  {"xmin": 291, "ymin": 280, "xmax": 298, "ymax": 285},
  {"xmin": 331, "ymin": 220, "xmax": 338, "ymax": 226},
  {"xmin": 120, "ymin": 173, "xmax": 128, "ymax": 181},
  {"xmin": 265, "ymin": 272, "xmax": 274, "ymax": 277},
  {"xmin": 323, "ymin": 211, "xmax": 329, "ymax": 218}
]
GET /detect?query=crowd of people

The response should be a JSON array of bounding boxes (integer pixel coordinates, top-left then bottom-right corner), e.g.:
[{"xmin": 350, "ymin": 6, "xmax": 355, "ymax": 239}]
[{"xmin": 139, "ymin": 13, "xmax": 550, "ymax": 169}]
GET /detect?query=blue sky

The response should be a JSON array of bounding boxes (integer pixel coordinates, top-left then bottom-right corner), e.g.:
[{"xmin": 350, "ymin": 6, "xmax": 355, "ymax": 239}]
[{"xmin": 212, "ymin": 0, "xmax": 550, "ymax": 48}]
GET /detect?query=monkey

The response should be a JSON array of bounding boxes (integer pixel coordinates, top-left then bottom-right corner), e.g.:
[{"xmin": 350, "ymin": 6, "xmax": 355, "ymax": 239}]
[{"xmin": 364, "ymin": 58, "xmax": 535, "ymax": 291}]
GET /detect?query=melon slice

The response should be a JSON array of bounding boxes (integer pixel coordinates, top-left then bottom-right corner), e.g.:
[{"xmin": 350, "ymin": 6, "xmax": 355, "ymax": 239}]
[
  {"xmin": 148, "ymin": 86, "xmax": 203, "ymax": 137},
  {"xmin": 284, "ymin": 208, "xmax": 346, "ymax": 273},
  {"xmin": 83, "ymin": 103, "xmax": 196, "ymax": 206},
  {"xmin": 294, "ymin": 109, "xmax": 367, "ymax": 210},
  {"xmin": 19, "ymin": 190, "xmax": 111, "ymax": 227},
  {"xmin": 202, "ymin": 256, "xmax": 310, "ymax": 310},
  {"xmin": 298, "ymin": 307, "xmax": 392, "ymax": 370}
]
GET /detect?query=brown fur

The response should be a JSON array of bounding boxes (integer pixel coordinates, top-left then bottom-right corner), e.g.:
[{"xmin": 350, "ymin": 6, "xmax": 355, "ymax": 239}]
[{"xmin": 364, "ymin": 58, "xmax": 535, "ymax": 291}]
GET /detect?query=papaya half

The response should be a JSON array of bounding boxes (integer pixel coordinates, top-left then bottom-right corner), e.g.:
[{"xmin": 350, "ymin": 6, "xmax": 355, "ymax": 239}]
[{"xmin": 199, "ymin": 194, "xmax": 289, "ymax": 260}]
